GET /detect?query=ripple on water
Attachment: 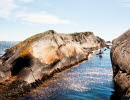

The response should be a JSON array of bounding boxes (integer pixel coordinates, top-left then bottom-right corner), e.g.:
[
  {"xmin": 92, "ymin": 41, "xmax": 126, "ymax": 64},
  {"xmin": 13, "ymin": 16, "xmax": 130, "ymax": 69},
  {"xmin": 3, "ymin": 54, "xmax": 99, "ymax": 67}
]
[{"xmin": 20, "ymin": 49, "xmax": 114, "ymax": 100}]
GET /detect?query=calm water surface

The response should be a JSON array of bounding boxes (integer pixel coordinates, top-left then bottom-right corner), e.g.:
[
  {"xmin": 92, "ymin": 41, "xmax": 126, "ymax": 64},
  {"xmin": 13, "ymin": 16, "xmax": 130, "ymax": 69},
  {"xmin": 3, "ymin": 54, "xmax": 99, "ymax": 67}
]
[{"xmin": 0, "ymin": 42, "xmax": 114, "ymax": 100}]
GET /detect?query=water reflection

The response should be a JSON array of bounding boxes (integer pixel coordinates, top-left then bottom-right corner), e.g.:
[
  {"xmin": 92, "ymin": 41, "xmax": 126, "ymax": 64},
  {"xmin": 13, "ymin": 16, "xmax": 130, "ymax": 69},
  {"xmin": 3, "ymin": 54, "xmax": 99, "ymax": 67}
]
[{"xmin": 20, "ymin": 49, "xmax": 114, "ymax": 100}]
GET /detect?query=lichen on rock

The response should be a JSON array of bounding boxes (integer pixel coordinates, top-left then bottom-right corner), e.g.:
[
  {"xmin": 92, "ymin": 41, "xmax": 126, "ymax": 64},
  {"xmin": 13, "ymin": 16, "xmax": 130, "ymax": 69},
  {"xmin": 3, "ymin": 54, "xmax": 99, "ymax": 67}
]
[{"xmin": 0, "ymin": 30, "xmax": 105, "ymax": 99}]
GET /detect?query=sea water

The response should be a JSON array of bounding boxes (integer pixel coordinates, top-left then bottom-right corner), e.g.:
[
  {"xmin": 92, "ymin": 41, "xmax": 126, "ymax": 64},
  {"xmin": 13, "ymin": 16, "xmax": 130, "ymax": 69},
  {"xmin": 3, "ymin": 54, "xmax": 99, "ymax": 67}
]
[{"xmin": 0, "ymin": 42, "xmax": 114, "ymax": 100}]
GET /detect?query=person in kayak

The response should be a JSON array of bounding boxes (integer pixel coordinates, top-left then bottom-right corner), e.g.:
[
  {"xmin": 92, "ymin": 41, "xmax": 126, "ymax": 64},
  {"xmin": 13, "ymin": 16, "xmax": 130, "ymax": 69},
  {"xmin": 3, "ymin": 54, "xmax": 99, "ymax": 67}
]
[
  {"xmin": 99, "ymin": 50, "xmax": 103, "ymax": 54},
  {"xmin": 97, "ymin": 49, "xmax": 103, "ymax": 57},
  {"xmin": 104, "ymin": 48, "xmax": 107, "ymax": 51}
]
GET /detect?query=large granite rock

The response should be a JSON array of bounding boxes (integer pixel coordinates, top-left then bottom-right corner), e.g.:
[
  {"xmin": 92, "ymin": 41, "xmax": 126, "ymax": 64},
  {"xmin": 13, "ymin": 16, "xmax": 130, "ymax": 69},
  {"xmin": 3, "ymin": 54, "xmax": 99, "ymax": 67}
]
[
  {"xmin": 111, "ymin": 29, "xmax": 130, "ymax": 100},
  {"xmin": 0, "ymin": 30, "xmax": 105, "ymax": 99}
]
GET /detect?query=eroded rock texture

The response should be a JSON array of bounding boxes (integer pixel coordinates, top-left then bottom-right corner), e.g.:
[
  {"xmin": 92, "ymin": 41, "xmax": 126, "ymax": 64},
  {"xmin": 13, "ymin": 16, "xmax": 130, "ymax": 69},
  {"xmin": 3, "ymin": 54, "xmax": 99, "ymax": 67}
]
[
  {"xmin": 0, "ymin": 30, "xmax": 105, "ymax": 99},
  {"xmin": 111, "ymin": 29, "xmax": 130, "ymax": 100}
]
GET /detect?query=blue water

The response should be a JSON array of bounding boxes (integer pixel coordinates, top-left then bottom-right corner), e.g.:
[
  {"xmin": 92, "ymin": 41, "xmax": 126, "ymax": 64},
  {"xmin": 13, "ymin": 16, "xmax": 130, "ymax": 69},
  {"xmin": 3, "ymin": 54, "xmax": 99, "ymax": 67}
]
[
  {"xmin": 0, "ymin": 41, "xmax": 18, "ymax": 56},
  {"xmin": 0, "ymin": 42, "xmax": 114, "ymax": 100}
]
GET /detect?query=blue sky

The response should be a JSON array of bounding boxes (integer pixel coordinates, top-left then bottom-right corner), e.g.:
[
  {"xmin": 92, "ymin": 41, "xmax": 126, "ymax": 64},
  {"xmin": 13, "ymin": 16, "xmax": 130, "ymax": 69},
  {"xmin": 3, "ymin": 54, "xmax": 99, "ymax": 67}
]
[{"xmin": 0, "ymin": 0, "xmax": 130, "ymax": 41}]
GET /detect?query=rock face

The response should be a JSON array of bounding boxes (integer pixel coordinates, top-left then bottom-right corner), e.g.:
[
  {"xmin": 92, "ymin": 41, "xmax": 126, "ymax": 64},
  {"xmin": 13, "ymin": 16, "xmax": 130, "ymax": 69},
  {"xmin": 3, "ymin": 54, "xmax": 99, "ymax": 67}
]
[
  {"xmin": 0, "ymin": 30, "xmax": 105, "ymax": 86},
  {"xmin": 111, "ymin": 29, "xmax": 130, "ymax": 100}
]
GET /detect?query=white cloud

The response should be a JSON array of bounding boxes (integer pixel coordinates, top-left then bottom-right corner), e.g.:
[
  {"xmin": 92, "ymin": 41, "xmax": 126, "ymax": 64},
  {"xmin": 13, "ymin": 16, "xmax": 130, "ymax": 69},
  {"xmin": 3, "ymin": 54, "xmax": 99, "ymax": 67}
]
[
  {"xmin": 121, "ymin": 0, "xmax": 130, "ymax": 7},
  {"xmin": 19, "ymin": 0, "xmax": 37, "ymax": 3},
  {"xmin": 0, "ymin": 0, "xmax": 71, "ymax": 24},
  {"xmin": 16, "ymin": 12, "xmax": 71, "ymax": 24},
  {"xmin": 0, "ymin": 0, "xmax": 18, "ymax": 18}
]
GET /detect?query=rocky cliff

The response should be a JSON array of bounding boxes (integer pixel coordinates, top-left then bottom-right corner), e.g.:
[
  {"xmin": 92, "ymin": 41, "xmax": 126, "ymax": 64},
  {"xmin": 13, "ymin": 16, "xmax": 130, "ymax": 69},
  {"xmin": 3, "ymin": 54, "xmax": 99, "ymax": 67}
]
[
  {"xmin": 0, "ymin": 30, "xmax": 105, "ymax": 99},
  {"xmin": 111, "ymin": 29, "xmax": 130, "ymax": 100}
]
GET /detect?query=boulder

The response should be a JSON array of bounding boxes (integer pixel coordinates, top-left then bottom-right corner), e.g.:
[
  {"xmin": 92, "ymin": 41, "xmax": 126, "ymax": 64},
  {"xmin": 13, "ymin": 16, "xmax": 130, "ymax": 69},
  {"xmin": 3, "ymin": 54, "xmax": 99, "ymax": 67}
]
[
  {"xmin": 111, "ymin": 29, "xmax": 130, "ymax": 100},
  {"xmin": 0, "ymin": 30, "xmax": 105, "ymax": 92}
]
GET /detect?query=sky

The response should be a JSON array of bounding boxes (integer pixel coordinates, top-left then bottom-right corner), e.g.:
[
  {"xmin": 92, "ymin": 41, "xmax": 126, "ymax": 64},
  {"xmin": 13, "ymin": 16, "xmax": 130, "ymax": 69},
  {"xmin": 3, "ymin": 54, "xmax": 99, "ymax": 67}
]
[{"xmin": 0, "ymin": 0, "xmax": 130, "ymax": 41}]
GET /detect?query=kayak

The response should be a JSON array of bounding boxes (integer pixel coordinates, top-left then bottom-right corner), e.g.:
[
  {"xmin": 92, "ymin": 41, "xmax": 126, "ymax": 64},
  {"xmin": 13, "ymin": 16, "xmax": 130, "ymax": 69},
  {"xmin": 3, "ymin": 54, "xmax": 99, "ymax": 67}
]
[{"xmin": 98, "ymin": 54, "xmax": 102, "ymax": 57}]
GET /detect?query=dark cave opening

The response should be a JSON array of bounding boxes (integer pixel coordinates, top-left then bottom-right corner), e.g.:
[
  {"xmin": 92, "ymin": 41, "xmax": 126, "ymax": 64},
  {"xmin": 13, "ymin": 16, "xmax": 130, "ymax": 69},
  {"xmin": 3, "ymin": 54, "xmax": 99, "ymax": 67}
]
[{"xmin": 11, "ymin": 56, "xmax": 32, "ymax": 76}]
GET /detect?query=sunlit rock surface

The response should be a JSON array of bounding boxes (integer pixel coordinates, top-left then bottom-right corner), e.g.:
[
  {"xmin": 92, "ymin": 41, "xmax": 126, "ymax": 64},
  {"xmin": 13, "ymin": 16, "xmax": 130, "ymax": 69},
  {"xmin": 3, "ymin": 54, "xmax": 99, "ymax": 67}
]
[
  {"xmin": 111, "ymin": 29, "xmax": 130, "ymax": 100},
  {"xmin": 0, "ymin": 30, "xmax": 105, "ymax": 98}
]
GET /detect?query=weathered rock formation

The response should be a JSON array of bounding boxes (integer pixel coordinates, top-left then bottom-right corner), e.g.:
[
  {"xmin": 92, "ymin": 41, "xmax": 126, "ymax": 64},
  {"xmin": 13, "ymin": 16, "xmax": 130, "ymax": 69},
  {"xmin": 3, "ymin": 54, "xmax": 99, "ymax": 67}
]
[
  {"xmin": 0, "ymin": 30, "xmax": 105, "ymax": 99},
  {"xmin": 111, "ymin": 29, "xmax": 130, "ymax": 100}
]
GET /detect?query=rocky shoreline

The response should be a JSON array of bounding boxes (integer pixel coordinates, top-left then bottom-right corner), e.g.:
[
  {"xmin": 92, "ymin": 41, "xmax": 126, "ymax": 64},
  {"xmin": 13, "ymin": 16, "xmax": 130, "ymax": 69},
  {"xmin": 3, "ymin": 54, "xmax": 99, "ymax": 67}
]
[
  {"xmin": 0, "ymin": 30, "xmax": 105, "ymax": 99},
  {"xmin": 111, "ymin": 29, "xmax": 130, "ymax": 100}
]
